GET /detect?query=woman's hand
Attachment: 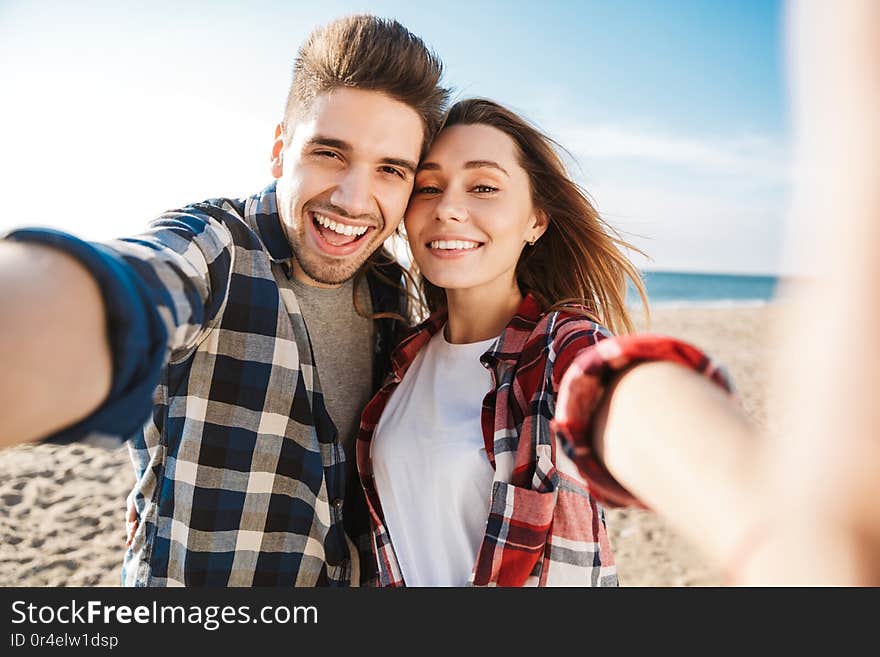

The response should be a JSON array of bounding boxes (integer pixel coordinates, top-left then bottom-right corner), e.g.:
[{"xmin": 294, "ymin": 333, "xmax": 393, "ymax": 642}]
[{"xmin": 753, "ymin": 0, "xmax": 880, "ymax": 586}]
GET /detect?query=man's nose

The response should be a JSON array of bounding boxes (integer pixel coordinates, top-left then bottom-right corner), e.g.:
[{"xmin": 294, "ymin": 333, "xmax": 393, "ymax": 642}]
[{"xmin": 330, "ymin": 167, "xmax": 374, "ymax": 219}]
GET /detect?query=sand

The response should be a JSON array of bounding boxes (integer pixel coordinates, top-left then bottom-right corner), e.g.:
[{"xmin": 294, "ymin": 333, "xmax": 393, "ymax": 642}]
[{"xmin": 0, "ymin": 304, "xmax": 781, "ymax": 587}]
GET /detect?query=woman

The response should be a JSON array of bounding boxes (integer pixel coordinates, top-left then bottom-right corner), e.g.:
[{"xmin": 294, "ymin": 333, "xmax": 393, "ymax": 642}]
[{"xmin": 356, "ymin": 99, "xmax": 759, "ymax": 587}]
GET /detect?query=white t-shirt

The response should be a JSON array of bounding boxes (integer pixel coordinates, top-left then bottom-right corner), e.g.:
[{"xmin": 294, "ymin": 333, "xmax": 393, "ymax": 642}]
[{"xmin": 371, "ymin": 327, "xmax": 497, "ymax": 586}]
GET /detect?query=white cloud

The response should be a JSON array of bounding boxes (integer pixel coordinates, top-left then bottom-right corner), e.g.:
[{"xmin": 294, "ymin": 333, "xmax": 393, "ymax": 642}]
[
  {"xmin": 522, "ymin": 118, "xmax": 795, "ymax": 275},
  {"xmin": 590, "ymin": 180, "xmax": 787, "ymax": 275},
  {"xmin": 557, "ymin": 123, "xmax": 791, "ymax": 185}
]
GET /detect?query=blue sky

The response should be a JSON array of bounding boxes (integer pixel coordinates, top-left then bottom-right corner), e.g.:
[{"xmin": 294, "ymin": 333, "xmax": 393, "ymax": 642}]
[{"xmin": 0, "ymin": 0, "xmax": 790, "ymax": 274}]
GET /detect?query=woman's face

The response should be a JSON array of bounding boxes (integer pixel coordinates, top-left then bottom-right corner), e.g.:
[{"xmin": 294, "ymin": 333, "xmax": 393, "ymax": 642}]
[{"xmin": 405, "ymin": 124, "xmax": 546, "ymax": 294}]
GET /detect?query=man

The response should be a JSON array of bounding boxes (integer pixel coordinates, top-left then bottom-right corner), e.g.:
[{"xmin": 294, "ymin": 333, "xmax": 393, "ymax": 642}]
[{"xmin": 0, "ymin": 15, "xmax": 448, "ymax": 586}]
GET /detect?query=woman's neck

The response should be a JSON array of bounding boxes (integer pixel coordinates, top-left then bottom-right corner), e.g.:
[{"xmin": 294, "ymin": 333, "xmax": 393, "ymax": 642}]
[{"xmin": 444, "ymin": 277, "xmax": 523, "ymax": 344}]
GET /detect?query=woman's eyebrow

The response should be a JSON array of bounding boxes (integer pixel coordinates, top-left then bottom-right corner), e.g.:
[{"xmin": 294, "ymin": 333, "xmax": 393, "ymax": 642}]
[
  {"xmin": 417, "ymin": 160, "xmax": 509, "ymax": 176},
  {"xmin": 464, "ymin": 160, "xmax": 509, "ymax": 176}
]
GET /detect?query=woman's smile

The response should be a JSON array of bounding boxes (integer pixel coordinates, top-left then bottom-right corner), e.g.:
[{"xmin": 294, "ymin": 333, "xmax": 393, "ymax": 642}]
[{"xmin": 424, "ymin": 234, "xmax": 485, "ymax": 258}]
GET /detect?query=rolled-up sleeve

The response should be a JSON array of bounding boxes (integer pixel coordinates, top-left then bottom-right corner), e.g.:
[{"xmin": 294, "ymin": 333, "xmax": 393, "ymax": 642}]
[
  {"xmin": 4, "ymin": 208, "xmax": 235, "ymax": 445},
  {"xmin": 550, "ymin": 333, "xmax": 736, "ymax": 509}
]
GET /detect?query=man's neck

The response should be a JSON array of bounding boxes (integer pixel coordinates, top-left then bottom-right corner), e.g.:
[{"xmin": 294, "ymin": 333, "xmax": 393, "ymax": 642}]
[{"xmin": 289, "ymin": 258, "xmax": 344, "ymax": 289}]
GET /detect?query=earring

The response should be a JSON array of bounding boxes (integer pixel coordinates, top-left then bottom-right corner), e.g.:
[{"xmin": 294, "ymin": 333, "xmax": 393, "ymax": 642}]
[{"xmin": 527, "ymin": 237, "xmax": 536, "ymax": 246}]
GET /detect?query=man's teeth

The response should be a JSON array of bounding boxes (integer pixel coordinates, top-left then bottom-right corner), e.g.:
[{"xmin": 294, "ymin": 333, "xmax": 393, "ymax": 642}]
[
  {"xmin": 429, "ymin": 240, "xmax": 481, "ymax": 250},
  {"xmin": 314, "ymin": 213, "xmax": 369, "ymax": 237}
]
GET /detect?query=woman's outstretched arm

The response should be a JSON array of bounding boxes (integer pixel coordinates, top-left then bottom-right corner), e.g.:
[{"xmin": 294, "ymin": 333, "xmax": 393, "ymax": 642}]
[
  {"xmin": 590, "ymin": 360, "xmax": 760, "ymax": 570},
  {"xmin": 552, "ymin": 335, "xmax": 762, "ymax": 574}
]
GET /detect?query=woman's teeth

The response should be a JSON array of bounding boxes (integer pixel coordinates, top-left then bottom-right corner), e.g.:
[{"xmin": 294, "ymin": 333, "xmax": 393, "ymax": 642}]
[
  {"xmin": 314, "ymin": 213, "xmax": 369, "ymax": 237},
  {"xmin": 429, "ymin": 240, "xmax": 481, "ymax": 250}
]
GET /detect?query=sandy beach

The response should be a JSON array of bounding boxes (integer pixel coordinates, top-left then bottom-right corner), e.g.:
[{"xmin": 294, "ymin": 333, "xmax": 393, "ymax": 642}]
[{"xmin": 0, "ymin": 304, "xmax": 781, "ymax": 587}]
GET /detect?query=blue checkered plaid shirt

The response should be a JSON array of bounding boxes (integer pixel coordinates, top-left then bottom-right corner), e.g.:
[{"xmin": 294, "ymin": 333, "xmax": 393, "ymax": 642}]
[{"xmin": 5, "ymin": 182, "xmax": 405, "ymax": 586}]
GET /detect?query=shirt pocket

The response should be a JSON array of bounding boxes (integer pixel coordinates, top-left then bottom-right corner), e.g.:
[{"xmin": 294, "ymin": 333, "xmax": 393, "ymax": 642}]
[{"xmin": 470, "ymin": 480, "xmax": 558, "ymax": 587}]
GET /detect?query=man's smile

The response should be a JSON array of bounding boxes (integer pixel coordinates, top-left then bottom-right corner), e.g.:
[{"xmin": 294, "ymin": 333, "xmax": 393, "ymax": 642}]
[{"xmin": 307, "ymin": 209, "xmax": 377, "ymax": 255}]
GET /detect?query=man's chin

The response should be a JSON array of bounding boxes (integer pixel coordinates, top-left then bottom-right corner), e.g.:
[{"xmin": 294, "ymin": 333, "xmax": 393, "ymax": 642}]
[{"xmin": 294, "ymin": 252, "xmax": 368, "ymax": 286}]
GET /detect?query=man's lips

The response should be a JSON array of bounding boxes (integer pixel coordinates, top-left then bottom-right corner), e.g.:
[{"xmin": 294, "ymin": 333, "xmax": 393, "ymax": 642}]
[
  {"xmin": 312, "ymin": 210, "xmax": 375, "ymax": 236},
  {"xmin": 307, "ymin": 210, "xmax": 377, "ymax": 256}
]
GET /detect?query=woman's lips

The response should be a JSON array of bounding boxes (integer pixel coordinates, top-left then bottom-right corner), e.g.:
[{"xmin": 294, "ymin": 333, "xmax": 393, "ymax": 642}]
[{"xmin": 424, "ymin": 238, "xmax": 484, "ymax": 258}]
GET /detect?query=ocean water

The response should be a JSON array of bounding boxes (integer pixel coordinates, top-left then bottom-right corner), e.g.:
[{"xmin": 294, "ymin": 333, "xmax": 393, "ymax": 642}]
[{"xmin": 626, "ymin": 271, "xmax": 780, "ymax": 308}]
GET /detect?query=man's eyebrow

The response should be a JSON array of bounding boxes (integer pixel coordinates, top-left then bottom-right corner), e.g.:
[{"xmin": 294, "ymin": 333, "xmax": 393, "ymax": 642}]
[
  {"xmin": 304, "ymin": 136, "xmax": 351, "ymax": 151},
  {"xmin": 305, "ymin": 136, "xmax": 416, "ymax": 175},
  {"xmin": 417, "ymin": 160, "xmax": 509, "ymax": 176},
  {"xmin": 381, "ymin": 157, "xmax": 417, "ymax": 176}
]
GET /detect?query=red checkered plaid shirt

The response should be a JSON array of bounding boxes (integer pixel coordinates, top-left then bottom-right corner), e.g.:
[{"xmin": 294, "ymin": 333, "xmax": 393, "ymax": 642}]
[{"xmin": 356, "ymin": 293, "xmax": 733, "ymax": 586}]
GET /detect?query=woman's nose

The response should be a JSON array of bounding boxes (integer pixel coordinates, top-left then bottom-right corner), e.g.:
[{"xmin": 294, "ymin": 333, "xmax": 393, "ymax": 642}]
[{"xmin": 435, "ymin": 191, "xmax": 468, "ymax": 223}]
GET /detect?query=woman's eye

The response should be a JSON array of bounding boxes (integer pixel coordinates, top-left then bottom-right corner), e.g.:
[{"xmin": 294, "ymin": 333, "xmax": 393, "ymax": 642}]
[
  {"xmin": 473, "ymin": 184, "xmax": 498, "ymax": 193},
  {"xmin": 415, "ymin": 185, "xmax": 441, "ymax": 194}
]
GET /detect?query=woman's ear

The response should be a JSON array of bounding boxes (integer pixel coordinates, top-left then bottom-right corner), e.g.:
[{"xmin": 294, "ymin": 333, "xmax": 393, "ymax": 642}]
[{"xmin": 530, "ymin": 209, "xmax": 550, "ymax": 242}]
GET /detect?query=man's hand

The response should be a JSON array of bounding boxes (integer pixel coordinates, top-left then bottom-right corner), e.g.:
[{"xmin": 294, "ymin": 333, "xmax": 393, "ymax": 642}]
[
  {"xmin": 0, "ymin": 242, "xmax": 112, "ymax": 446},
  {"xmin": 125, "ymin": 495, "xmax": 139, "ymax": 547}
]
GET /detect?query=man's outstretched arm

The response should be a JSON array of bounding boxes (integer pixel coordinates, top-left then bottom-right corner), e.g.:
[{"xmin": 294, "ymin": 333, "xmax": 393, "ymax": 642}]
[
  {"xmin": 0, "ymin": 241, "xmax": 112, "ymax": 445},
  {"xmin": 1, "ymin": 207, "xmax": 235, "ymax": 449}
]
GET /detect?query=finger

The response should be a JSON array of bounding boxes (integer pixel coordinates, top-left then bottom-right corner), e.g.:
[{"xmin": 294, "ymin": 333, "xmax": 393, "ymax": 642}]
[{"xmin": 125, "ymin": 518, "xmax": 139, "ymax": 547}]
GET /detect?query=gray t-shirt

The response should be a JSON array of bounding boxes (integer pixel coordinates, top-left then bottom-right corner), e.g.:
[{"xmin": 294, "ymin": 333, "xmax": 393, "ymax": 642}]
[{"xmin": 288, "ymin": 274, "xmax": 374, "ymax": 463}]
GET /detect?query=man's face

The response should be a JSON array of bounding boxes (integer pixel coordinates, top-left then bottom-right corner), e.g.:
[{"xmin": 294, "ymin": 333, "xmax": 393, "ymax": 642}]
[{"xmin": 271, "ymin": 88, "xmax": 424, "ymax": 286}]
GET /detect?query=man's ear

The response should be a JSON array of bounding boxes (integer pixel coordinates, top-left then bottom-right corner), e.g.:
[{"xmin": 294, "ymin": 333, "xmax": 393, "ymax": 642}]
[{"xmin": 271, "ymin": 123, "xmax": 285, "ymax": 179}]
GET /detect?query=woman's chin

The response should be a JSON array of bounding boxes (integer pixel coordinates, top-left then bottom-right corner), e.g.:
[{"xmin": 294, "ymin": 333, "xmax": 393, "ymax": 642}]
[
  {"xmin": 416, "ymin": 265, "xmax": 474, "ymax": 291},
  {"xmin": 418, "ymin": 266, "xmax": 504, "ymax": 296},
  {"xmin": 414, "ymin": 258, "xmax": 500, "ymax": 294},
  {"xmin": 425, "ymin": 277, "xmax": 473, "ymax": 291}
]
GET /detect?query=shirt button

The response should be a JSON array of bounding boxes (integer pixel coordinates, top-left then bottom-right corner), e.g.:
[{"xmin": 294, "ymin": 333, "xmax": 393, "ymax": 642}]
[{"xmin": 331, "ymin": 498, "xmax": 344, "ymax": 510}]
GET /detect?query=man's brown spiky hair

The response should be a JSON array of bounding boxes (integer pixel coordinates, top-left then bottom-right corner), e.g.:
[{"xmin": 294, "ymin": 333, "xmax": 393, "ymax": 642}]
[{"xmin": 283, "ymin": 15, "xmax": 450, "ymax": 157}]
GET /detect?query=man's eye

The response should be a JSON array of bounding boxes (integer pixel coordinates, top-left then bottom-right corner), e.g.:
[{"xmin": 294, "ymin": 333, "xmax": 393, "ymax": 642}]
[
  {"xmin": 380, "ymin": 165, "xmax": 405, "ymax": 179},
  {"xmin": 415, "ymin": 185, "xmax": 441, "ymax": 194},
  {"xmin": 473, "ymin": 185, "xmax": 498, "ymax": 193},
  {"xmin": 315, "ymin": 150, "xmax": 341, "ymax": 159}
]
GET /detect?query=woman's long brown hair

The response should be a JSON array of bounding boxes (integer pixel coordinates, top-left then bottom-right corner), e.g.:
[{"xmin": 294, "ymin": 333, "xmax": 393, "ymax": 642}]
[{"xmin": 414, "ymin": 98, "xmax": 649, "ymax": 335}]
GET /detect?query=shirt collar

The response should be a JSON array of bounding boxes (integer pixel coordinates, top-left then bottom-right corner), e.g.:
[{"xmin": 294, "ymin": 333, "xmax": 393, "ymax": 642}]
[
  {"xmin": 389, "ymin": 292, "xmax": 545, "ymax": 379},
  {"xmin": 481, "ymin": 292, "xmax": 544, "ymax": 366},
  {"xmin": 243, "ymin": 181, "xmax": 293, "ymax": 263}
]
